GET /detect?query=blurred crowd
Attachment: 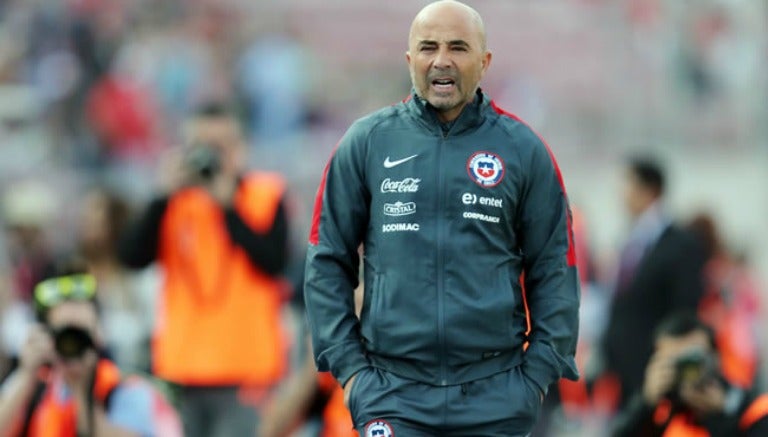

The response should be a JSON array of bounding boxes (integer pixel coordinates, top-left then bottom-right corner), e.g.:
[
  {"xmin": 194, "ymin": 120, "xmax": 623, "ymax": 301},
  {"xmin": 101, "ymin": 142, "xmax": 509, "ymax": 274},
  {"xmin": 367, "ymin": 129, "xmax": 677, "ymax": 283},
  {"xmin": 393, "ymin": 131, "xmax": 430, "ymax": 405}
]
[{"xmin": 0, "ymin": 0, "xmax": 765, "ymax": 436}]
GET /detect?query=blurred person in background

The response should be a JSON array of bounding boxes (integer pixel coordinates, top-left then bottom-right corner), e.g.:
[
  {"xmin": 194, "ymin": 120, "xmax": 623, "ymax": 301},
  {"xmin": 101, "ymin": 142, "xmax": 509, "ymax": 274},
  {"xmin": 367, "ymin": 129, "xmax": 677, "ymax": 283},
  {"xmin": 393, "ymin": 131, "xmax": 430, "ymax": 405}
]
[
  {"xmin": 0, "ymin": 259, "xmax": 181, "ymax": 436},
  {"xmin": 256, "ymin": 337, "xmax": 320, "ymax": 437},
  {"xmin": 534, "ymin": 204, "xmax": 607, "ymax": 436},
  {"xmin": 0, "ymin": 181, "xmax": 58, "ymax": 382},
  {"xmin": 304, "ymin": 1, "xmax": 579, "ymax": 435},
  {"xmin": 258, "ymin": 340, "xmax": 356, "ymax": 437},
  {"xmin": 0, "ymin": 181, "xmax": 57, "ymax": 306},
  {"xmin": 611, "ymin": 312, "xmax": 768, "ymax": 437},
  {"xmin": 259, "ymin": 267, "xmax": 359, "ymax": 437},
  {"xmin": 117, "ymin": 103, "xmax": 292, "ymax": 437},
  {"xmin": 236, "ymin": 28, "xmax": 310, "ymax": 147},
  {"xmin": 0, "ymin": 84, "xmax": 50, "ymax": 177},
  {"xmin": 0, "ymin": 238, "xmax": 10, "ymax": 380},
  {"xmin": 597, "ymin": 156, "xmax": 707, "ymax": 409},
  {"xmin": 77, "ymin": 188, "xmax": 156, "ymax": 373},
  {"xmin": 687, "ymin": 212, "xmax": 762, "ymax": 390}
]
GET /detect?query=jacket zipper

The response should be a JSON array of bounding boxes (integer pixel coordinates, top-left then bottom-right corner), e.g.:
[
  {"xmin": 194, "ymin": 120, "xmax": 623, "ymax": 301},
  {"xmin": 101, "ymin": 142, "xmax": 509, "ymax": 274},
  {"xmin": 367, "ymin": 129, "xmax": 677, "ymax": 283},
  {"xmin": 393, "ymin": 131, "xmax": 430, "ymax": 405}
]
[{"xmin": 437, "ymin": 129, "xmax": 448, "ymax": 386}]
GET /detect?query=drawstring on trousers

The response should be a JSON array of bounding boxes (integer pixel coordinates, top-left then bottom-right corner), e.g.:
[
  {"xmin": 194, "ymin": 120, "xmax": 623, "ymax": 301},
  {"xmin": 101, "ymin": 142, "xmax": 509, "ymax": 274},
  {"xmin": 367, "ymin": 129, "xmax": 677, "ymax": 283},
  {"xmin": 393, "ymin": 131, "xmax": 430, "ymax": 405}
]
[{"xmin": 461, "ymin": 383, "xmax": 468, "ymax": 395}]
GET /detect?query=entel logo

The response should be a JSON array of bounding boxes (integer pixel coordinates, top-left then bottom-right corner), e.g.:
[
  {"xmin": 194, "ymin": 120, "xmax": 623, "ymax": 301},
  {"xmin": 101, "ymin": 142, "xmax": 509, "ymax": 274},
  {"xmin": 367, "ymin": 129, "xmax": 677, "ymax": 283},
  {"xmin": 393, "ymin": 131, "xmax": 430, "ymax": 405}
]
[{"xmin": 462, "ymin": 193, "xmax": 503, "ymax": 208}]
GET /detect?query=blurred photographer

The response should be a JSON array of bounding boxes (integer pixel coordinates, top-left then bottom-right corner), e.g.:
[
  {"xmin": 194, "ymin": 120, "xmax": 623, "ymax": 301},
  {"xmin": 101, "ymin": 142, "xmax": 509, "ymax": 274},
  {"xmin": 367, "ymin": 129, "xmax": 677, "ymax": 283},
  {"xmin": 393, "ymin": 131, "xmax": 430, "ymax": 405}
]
[
  {"xmin": 611, "ymin": 312, "xmax": 768, "ymax": 437},
  {"xmin": 117, "ymin": 103, "xmax": 291, "ymax": 437},
  {"xmin": 0, "ymin": 263, "xmax": 181, "ymax": 436}
]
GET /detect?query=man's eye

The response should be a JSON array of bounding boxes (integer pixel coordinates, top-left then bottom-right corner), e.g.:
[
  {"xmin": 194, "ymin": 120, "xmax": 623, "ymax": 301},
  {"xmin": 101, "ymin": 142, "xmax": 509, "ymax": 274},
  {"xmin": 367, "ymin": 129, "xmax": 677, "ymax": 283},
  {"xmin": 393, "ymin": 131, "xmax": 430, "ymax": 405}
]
[
  {"xmin": 421, "ymin": 46, "xmax": 436, "ymax": 52},
  {"xmin": 452, "ymin": 46, "xmax": 468, "ymax": 51}
]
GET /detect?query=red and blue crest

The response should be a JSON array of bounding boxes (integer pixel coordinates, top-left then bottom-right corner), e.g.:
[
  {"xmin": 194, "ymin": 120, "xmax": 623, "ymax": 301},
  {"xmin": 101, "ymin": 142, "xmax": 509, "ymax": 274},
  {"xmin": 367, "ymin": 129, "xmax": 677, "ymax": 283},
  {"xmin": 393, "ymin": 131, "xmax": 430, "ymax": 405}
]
[
  {"xmin": 467, "ymin": 151, "xmax": 505, "ymax": 187},
  {"xmin": 364, "ymin": 419, "xmax": 394, "ymax": 437}
]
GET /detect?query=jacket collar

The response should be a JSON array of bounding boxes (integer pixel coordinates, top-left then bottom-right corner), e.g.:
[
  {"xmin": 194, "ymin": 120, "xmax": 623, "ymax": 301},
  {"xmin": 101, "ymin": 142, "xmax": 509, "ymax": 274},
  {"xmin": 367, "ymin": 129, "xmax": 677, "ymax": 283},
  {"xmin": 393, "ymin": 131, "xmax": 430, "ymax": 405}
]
[{"xmin": 405, "ymin": 87, "xmax": 487, "ymax": 137}]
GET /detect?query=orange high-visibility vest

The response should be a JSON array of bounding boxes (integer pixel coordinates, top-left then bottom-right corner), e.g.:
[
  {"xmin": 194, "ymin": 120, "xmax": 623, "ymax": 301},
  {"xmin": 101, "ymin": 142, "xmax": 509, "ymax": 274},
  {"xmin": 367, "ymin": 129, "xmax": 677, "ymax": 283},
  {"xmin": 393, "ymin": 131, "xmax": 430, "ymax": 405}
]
[
  {"xmin": 662, "ymin": 414, "xmax": 710, "ymax": 437},
  {"xmin": 739, "ymin": 394, "xmax": 768, "ymax": 431},
  {"xmin": 318, "ymin": 373, "xmax": 357, "ymax": 437},
  {"xmin": 153, "ymin": 172, "xmax": 288, "ymax": 385},
  {"xmin": 698, "ymin": 258, "xmax": 760, "ymax": 389},
  {"xmin": 653, "ymin": 394, "xmax": 768, "ymax": 437},
  {"xmin": 26, "ymin": 360, "xmax": 121, "ymax": 437}
]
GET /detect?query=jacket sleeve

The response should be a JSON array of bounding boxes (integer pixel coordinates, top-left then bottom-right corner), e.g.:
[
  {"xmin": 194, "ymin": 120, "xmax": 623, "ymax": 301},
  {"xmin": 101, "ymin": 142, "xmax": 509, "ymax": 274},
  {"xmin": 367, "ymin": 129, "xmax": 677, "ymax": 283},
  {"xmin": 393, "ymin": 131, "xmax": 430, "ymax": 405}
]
[
  {"xmin": 224, "ymin": 196, "xmax": 289, "ymax": 276},
  {"xmin": 668, "ymin": 229, "xmax": 707, "ymax": 310},
  {"xmin": 303, "ymin": 122, "xmax": 371, "ymax": 387},
  {"xmin": 610, "ymin": 395, "xmax": 665, "ymax": 437},
  {"xmin": 518, "ymin": 129, "xmax": 580, "ymax": 393},
  {"xmin": 117, "ymin": 197, "xmax": 169, "ymax": 269}
]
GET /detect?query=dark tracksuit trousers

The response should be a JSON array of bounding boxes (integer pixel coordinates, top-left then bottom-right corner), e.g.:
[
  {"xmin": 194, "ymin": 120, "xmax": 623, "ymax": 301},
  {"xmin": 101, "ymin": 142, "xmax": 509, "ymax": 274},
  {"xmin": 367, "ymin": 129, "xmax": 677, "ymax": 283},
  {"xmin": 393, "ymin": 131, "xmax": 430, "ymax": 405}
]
[{"xmin": 348, "ymin": 366, "xmax": 542, "ymax": 436}]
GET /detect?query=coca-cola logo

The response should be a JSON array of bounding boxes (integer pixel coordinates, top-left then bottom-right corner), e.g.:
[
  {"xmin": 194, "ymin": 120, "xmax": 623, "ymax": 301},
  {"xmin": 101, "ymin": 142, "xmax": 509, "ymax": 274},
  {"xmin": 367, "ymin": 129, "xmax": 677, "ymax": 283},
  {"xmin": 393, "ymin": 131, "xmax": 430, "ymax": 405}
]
[{"xmin": 380, "ymin": 177, "xmax": 421, "ymax": 193}]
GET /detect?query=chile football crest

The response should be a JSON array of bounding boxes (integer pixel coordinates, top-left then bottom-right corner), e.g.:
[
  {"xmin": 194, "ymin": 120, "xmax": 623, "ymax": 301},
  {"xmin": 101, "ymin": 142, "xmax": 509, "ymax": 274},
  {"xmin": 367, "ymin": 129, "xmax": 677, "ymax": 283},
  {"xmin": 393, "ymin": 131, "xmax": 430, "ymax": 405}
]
[
  {"xmin": 364, "ymin": 419, "xmax": 394, "ymax": 437},
  {"xmin": 467, "ymin": 151, "xmax": 505, "ymax": 187}
]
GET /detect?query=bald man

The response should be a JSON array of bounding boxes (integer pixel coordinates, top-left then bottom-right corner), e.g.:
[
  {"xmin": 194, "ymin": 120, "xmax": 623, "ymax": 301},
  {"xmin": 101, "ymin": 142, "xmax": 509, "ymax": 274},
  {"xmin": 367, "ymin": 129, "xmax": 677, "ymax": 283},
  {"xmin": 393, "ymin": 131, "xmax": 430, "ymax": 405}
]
[{"xmin": 304, "ymin": 1, "xmax": 580, "ymax": 435}]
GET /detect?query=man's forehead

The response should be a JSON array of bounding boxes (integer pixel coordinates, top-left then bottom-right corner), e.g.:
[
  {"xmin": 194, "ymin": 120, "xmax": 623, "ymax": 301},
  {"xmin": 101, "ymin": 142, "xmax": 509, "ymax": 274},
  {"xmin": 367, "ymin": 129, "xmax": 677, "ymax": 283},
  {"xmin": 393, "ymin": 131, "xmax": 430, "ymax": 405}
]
[
  {"xmin": 409, "ymin": 1, "xmax": 485, "ymax": 46},
  {"xmin": 410, "ymin": 22, "xmax": 481, "ymax": 47}
]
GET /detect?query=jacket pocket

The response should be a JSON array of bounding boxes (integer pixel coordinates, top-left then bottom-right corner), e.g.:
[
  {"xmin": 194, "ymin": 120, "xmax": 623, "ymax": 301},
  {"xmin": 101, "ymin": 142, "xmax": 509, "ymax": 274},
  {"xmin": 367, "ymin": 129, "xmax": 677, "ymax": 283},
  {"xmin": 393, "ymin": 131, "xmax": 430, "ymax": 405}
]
[
  {"xmin": 347, "ymin": 367, "xmax": 373, "ymax": 422},
  {"xmin": 364, "ymin": 273, "xmax": 385, "ymax": 347},
  {"xmin": 502, "ymin": 268, "xmax": 517, "ymax": 340},
  {"xmin": 513, "ymin": 366, "xmax": 543, "ymax": 420}
]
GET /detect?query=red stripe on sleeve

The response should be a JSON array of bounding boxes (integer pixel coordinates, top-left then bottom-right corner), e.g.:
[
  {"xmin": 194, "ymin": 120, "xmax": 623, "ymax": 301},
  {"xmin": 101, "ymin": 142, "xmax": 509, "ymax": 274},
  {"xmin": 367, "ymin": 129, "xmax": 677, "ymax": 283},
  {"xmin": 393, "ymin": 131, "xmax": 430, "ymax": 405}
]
[
  {"xmin": 308, "ymin": 165, "xmax": 329, "ymax": 245},
  {"xmin": 491, "ymin": 100, "xmax": 577, "ymax": 267},
  {"xmin": 308, "ymin": 148, "xmax": 337, "ymax": 245}
]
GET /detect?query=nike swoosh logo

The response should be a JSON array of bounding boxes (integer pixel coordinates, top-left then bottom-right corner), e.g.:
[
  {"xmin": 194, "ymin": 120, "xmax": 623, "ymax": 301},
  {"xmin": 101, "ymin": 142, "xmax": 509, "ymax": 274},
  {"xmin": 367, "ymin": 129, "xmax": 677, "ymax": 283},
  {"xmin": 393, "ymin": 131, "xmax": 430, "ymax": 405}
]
[{"xmin": 383, "ymin": 154, "xmax": 419, "ymax": 168}]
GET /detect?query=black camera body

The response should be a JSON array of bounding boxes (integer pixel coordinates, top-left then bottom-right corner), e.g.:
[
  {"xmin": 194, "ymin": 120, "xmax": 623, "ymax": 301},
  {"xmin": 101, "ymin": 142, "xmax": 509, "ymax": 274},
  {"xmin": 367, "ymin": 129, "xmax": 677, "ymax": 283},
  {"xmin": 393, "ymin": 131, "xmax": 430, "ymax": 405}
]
[
  {"xmin": 52, "ymin": 326, "xmax": 95, "ymax": 360},
  {"xmin": 185, "ymin": 143, "xmax": 221, "ymax": 180},
  {"xmin": 674, "ymin": 348, "xmax": 715, "ymax": 389}
]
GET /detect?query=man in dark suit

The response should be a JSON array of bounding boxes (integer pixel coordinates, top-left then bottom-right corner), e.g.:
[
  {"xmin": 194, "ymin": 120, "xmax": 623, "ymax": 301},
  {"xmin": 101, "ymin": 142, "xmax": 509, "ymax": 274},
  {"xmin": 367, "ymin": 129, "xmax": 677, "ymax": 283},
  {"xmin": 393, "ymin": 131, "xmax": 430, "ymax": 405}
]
[{"xmin": 600, "ymin": 157, "xmax": 707, "ymax": 409}]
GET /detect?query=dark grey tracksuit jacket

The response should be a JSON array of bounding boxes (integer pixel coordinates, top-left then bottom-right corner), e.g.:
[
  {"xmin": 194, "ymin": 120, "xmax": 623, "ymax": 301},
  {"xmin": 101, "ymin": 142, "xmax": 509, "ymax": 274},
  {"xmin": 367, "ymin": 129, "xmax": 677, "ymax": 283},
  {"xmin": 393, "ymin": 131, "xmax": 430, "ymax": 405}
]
[{"xmin": 304, "ymin": 89, "xmax": 580, "ymax": 396}]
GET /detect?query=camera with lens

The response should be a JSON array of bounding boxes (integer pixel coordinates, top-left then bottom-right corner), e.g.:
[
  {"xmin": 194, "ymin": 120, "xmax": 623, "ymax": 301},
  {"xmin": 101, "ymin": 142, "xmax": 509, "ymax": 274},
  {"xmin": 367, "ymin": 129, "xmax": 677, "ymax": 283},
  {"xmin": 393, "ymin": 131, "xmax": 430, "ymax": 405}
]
[
  {"xmin": 674, "ymin": 348, "xmax": 716, "ymax": 389},
  {"xmin": 184, "ymin": 142, "xmax": 221, "ymax": 181},
  {"xmin": 52, "ymin": 326, "xmax": 95, "ymax": 360}
]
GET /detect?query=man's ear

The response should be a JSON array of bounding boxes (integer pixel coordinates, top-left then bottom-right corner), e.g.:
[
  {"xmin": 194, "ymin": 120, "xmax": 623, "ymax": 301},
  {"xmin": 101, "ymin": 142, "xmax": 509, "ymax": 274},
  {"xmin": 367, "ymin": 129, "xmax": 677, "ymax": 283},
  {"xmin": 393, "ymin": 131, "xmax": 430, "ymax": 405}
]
[{"xmin": 481, "ymin": 50, "xmax": 492, "ymax": 74}]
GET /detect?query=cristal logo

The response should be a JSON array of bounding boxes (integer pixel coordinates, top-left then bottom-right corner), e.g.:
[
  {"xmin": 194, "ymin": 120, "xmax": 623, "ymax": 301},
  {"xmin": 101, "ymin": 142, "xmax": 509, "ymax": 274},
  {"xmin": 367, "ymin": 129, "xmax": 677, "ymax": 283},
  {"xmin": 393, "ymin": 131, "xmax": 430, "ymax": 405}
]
[
  {"xmin": 383, "ymin": 202, "xmax": 416, "ymax": 216},
  {"xmin": 380, "ymin": 178, "xmax": 421, "ymax": 193}
]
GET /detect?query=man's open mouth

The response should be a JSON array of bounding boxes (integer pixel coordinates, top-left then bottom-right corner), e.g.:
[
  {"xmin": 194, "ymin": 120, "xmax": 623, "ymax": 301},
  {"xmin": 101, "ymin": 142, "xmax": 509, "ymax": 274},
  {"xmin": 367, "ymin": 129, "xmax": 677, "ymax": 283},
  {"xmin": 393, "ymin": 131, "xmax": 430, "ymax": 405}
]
[{"xmin": 431, "ymin": 78, "xmax": 456, "ymax": 91}]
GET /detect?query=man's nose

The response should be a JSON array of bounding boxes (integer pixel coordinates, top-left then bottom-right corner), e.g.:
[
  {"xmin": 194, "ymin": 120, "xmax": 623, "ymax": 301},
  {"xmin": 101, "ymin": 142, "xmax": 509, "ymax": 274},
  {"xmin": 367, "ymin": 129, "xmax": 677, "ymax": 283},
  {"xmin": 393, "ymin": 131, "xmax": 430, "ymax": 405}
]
[{"xmin": 433, "ymin": 47, "xmax": 452, "ymax": 69}]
